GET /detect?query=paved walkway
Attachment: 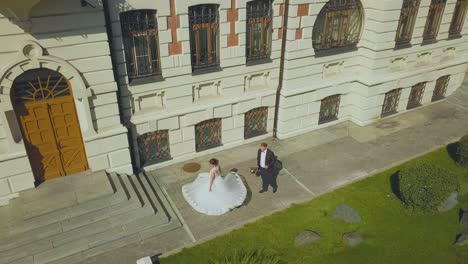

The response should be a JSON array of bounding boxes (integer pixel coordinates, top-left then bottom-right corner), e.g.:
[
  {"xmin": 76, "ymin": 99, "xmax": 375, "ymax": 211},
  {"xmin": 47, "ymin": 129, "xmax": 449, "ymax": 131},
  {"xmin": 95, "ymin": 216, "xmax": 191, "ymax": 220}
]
[{"xmin": 88, "ymin": 75, "xmax": 468, "ymax": 263}]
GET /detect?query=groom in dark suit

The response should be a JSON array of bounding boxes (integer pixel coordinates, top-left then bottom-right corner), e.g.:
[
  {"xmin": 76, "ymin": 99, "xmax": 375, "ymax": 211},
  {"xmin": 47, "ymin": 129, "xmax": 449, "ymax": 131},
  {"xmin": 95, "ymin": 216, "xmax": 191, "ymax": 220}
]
[{"xmin": 257, "ymin": 142, "xmax": 277, "ymax": 193}]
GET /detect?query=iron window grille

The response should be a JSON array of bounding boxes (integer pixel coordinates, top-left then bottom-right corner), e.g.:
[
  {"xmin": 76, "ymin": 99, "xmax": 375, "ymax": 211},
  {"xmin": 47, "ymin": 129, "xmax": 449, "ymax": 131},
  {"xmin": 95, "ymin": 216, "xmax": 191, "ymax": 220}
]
[
  {"xmin": 407, "ymin": 82, "xmax": 426, "ymax": 110},
  {"xmin": 189, "ymin": 5, "xmax": 220, "ymax": 72},
  {"xmin": 382, "ymin": 89, "xmax": 402, "ymax": 117},
  {"xmin": 432, "ymin": 75, "xmax": 450, "ymax": 102},
  {"xmin": 312, "ymin": 0, "xmax": 363, "ymax": 51},
  {"xmin": 244, "ymin": 107, "xmax": 268, "ymax": 139},
  {"xmin": 137, "ymin": 130, "xmax": 171, "ymax": 166},
  {"xmin": 395, "ymin": 0, "xmax": 420, "ymax": 46},
  {"xmin": 449, "ymin": 0, "xmax": 468, "ymax": 36},
  {"xmin": 195, "ymin": 118, "xmax": 222, "ymax": 152},
  {"xmin": 120, "ymin": 10, "xmax": 162, "ymax": 82},
  {"xmin": 246, "ymin": 0, "xmax": 273, "ymax": 62},
  {"xmin": 319, "ymin": 94, "xmax": 341, "ymax": 124},
  {"xmin": 423, "ymin": 0, "xmax": 447, "ymax": 41}
]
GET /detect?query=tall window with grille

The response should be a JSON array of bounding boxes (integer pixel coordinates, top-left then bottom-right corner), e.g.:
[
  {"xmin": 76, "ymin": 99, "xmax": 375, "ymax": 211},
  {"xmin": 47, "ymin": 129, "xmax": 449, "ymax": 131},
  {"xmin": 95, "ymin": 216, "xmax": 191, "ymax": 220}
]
[
  {"xmin": 432, "ymin": 75, "xmax": 450, "ymax": 101},
  {"xmin": 137, "ymin": 130, "xmax": 171, "ymax": 166},
  {"xmin": 395, "ymin": 0, "xmax": 420, "ymax": 46},
  {"xmin": 423, "ymin": 0, "xmax": 447, "ymax": 41},
  {"xmin": 449, "ymin": 0, "xmax": 468, "ymax": 37},
  {"xmin": 319, "ymin": 95, "xmax": 341, "ymax": 124},
  {"xmin": 312, "ymin": 0, "xmax": 363, "ymax": 52},
  {"xmin": 189, "ymin": 5, "xmax": 220, "ymax": 72},
  {"xmin": 382, "ymin": 89, "xmax": 402, "ymax": 117},
  {"xmin": 120, "ymin": 10, "xmax": 161, "ymax": 82},
  {"xmin": 246, "ymin": 0, "xmax": 273, "ymax": 62},
  {"xmin": 244, "ymin": 107, "xmax": 268, "ymax": 139},
  {"xmin": 195, "ymin": 119, "xmax": 222, "ymax": 152},
  {"xmin": 407, "ymin": 82, "xmax": 426, "ymax": 110}
]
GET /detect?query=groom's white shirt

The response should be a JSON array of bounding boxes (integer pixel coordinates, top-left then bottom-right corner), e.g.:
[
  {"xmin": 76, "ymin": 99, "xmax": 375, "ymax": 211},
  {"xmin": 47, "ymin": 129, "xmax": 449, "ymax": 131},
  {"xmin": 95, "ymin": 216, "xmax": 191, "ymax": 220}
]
[{"xmin": 260, "ymin": 149, "xmax": 267, "ymax": 168}]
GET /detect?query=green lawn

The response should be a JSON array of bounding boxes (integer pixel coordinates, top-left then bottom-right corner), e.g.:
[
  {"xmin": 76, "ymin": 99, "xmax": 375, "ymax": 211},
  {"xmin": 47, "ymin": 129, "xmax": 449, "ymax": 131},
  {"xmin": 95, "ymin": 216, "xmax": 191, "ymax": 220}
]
[{"xmin": 162, "ymin": 146, "xmax": 468, "ymax": 264}]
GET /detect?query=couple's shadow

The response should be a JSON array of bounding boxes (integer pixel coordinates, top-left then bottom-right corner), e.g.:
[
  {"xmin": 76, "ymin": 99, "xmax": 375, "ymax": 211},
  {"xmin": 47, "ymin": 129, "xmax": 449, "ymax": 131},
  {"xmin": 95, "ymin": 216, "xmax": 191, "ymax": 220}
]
[
  {"xmin": 230, "ymin": 167, "xmax": 281, "ymax": 207},
  {"xmin": 229, "ymin": 168, "xmax": 252, "ymax": 206}
]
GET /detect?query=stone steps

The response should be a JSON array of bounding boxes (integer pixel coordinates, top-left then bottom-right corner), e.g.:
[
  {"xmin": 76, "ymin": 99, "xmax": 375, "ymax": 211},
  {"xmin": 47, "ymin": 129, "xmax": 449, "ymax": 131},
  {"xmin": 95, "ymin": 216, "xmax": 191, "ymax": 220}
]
[
  {"xmin": 0, "ymin": 172, "xmax": 180, "ymax": 264},
  {"xmin": 0, "ymin": 174, "xmax": 130, "ymax": 251},
  {"xmin": 17, "ymin": 171, "xmax": 115, "ymax": 220}
]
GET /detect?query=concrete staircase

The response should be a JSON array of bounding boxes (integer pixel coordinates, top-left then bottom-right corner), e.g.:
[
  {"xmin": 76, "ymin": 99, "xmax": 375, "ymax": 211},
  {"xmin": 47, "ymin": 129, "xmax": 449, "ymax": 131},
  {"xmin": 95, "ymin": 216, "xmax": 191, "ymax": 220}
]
[{"xmin": 0, "ymin": 171, "xmax": 181, "ymax": 264}]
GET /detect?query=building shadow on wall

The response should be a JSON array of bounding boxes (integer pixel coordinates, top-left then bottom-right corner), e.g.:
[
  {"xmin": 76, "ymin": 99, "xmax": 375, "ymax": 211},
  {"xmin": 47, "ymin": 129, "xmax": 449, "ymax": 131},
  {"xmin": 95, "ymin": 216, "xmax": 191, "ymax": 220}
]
[{"xmin": 12, "ymin": 105, "xmax": 46, "ymax": 186}]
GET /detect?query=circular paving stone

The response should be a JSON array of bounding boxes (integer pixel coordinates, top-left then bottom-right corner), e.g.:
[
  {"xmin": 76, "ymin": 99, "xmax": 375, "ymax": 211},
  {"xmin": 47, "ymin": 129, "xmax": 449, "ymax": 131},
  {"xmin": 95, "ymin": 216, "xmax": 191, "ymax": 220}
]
[{"xmin": 182, "ymin": 162, "xmax": 201, "ymax": 173}]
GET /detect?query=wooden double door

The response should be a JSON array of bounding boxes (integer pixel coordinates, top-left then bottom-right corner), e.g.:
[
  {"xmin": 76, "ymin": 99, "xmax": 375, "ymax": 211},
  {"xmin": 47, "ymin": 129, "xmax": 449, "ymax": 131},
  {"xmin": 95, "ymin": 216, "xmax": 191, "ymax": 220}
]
[{"xmin": 13, "ymin": 69, "xmax": 88, "ymax": 182}]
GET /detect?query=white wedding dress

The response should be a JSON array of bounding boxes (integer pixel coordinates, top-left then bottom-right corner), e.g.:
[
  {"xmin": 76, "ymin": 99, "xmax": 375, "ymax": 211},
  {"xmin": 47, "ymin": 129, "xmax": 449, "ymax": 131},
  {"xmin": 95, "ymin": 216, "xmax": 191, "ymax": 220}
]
[{"xmin": 182, "ymin": 168, "xmax": 247, "ymax": 216}]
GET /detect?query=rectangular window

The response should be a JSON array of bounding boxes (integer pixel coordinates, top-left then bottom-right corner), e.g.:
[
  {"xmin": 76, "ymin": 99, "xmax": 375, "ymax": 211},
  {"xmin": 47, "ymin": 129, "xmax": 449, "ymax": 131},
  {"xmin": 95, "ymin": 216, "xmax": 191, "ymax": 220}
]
[
  {"xmin": 137, "ymin": 130, "xmax": 171, "ymax": 166},
  {"xmin": 189, "ymin": 5, "xmax": 220, "ymax": 72},
  {"xmin": 395, "ymin": 0, "xmax": 420, "ymax": 46},
  {"xmin": 246, "ymin": 0, "xmax": 273, "ymax": 62},
  {"xmin": 319, "ymin": 95, "xmax": 341, "ymax": 124},
  {"xmin": 382, "ymin": 89, "xmax": 402, "ymax": 117},
  {"xmin": 407, "ymin": 82, "xmax": 426, "ymax": 110},
  {"xmin": 244, "ymin": 107, "xmax": 268, "ymax": 139},
  {"xmin": 120, "ymin": 10, "xmax": 161, "ymax": 82},
  {"xmin": 449, "ymin": 0, "xmax": 468, "ymax": 36},
  {"xmin": 432, "ymin": 75, "xmax": 450, "ymax": 101},
  {"xmin": 423, "ymin": 0, "xmax": 447, "ymax": 41},
  {"xmin": 195, "ymin": 119, "xmax": 222, "ymax": 152}
]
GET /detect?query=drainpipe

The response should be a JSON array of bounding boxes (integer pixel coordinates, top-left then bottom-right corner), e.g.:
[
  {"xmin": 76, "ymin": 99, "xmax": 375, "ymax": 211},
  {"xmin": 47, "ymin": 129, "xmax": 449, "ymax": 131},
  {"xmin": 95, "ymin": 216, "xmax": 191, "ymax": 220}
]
[
  {"xmin": 273, "ymin": 0, "xmax": 289, "ymax": 138},
  {"xmin": 102, "ymin": 0, "xmax": 138, "ymax": 174}
]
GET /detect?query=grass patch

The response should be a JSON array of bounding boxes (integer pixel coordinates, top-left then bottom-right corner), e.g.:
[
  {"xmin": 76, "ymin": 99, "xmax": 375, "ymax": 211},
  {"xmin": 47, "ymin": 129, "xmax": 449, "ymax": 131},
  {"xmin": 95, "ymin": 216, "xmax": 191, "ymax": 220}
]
[{"xmin": 162, "ymin": 147, "xmax": 468, "ymax": 264}]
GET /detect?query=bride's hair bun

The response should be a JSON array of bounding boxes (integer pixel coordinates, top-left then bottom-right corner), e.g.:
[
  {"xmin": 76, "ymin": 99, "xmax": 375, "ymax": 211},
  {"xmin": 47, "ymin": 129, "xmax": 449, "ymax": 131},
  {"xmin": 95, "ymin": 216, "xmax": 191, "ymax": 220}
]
[{"xmin": 209, "ymin": 158, "xmax": 219, "ymax": 166}]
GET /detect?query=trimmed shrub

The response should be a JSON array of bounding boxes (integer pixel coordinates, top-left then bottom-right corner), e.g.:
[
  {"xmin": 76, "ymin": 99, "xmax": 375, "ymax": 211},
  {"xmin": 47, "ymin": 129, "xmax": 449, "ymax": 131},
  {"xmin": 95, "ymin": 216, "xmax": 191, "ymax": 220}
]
[
  {"xmin": 210, "ymin": 249, "xmax": 282, "ymax": 264},
  {"xmin": 456, "ymin": 135, "xmax": 468, "ymax": 167},
  {"xmin": 398, "ymin": 161, "xmax": 459, "ymax": 212}
]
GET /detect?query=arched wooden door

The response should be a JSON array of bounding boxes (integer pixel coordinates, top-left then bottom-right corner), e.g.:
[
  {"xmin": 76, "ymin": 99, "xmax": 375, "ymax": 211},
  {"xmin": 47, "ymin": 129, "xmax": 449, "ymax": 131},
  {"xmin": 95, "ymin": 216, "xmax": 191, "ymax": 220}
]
[{"xmin": 11, "ymin": 68, "xmax": 89, "ymax": 183}]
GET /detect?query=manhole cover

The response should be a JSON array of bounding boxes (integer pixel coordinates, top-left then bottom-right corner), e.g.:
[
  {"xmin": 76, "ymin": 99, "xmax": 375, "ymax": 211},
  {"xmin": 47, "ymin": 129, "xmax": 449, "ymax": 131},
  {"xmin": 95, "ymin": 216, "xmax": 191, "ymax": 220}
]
[{"xmin": 182, "ymin": 162, "xmax": 201, "ymax": 173}]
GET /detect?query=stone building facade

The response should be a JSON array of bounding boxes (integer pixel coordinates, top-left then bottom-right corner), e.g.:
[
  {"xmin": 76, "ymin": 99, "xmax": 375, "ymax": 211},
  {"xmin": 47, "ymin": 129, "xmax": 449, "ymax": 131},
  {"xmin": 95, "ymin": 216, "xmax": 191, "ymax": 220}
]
[
  {"xmin": 0, "ymin": 1, "xmax": 133, "ymax": 205},
  {"xmin": 277, "ymin": 0, "xmax": 468, "ymax": 138},
  {"xmin": 107, "ymin": 0, "xmax": 282, "ymax": 170},
  {"xmin": 0, "ymin": 0, "xmax": 467, "ymax": 205}
]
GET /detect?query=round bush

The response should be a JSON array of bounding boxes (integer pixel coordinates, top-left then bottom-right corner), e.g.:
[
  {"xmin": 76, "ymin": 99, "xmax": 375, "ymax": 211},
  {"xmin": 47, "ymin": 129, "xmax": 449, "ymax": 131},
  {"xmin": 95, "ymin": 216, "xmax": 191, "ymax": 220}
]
[
  {"xmin": 398, "ymin": 161, "xmax": 459, "ymax": 212},
  {"xmin": 456, "ymin": 135, "xmax": 468, "ymax": 167}
]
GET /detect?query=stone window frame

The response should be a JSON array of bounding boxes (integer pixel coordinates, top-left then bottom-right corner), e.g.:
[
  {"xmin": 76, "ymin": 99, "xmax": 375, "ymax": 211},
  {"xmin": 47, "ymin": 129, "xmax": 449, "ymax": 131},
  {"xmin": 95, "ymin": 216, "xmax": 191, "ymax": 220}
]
[
  {"xmin": 120, "ymin": 9, "xmax": 163, "ymax": 84},
  {"xmin": 137, "ymin": 130, "xmax": 171, "ymax": 167},
  {"xmin": 319, "ymin": 94, "xmax": 341, "ymax": 124},
  {"xmin": 195, "ymin": 118, "xmax": 222, "ymax": 152},
  {"xmin": 188, "ymin": 4, "xmax": 221, "ymax": 73},
  {"xmin": 244, "ymin": 107, "xmax": 268, "ymax": 139},
  {"xmin": 432, "ymin": 75, "xmax": 450, "ymax": 102},
  {"xmin": 449, "ymin": 0, "xmax": 468, "ymax": 38},
  {"xmin": 395, "ymin": 0, "xmax": 421, "ymax": 48},
  {"xmin": 407, "ymin": 82, "xmax": 426, "ymax": 110},
  {"xmin": 312, "ymin": 0, "xmax": 364, "ymax": 53},
  {"xmin": 381, "ymin": 89, "xmax": 402, "ymax": 117},
  {"xmin": 246, "ymin": 0, "xmax": 273, "ymax": 64},
  {"xmin": 422, "ymin": 0, "xmax": 447, "ymax": 43}
]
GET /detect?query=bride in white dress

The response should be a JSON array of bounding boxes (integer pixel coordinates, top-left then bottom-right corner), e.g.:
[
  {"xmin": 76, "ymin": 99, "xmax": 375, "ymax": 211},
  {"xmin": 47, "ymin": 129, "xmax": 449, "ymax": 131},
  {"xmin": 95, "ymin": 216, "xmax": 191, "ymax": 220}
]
[{"xmin": 182, "ymin": 158, "xmax": 247, "ymax": 216}]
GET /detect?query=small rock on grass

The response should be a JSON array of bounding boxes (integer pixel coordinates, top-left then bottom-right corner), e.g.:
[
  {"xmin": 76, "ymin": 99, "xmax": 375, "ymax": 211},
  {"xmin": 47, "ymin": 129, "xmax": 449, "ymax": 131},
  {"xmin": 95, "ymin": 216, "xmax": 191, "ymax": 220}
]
[
  {"xmin": 294, "ymin": 230, "xmax": 321, "ymax": 246},
  {"xmin": 343, "ymin": 232, "xmax": 363, "ymax": 247},
  {"xmin": 333, "ymin": 204, "xmax": 362, "ymax": 223}
]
